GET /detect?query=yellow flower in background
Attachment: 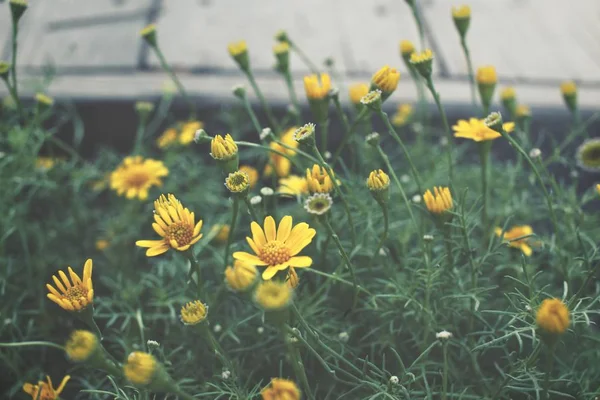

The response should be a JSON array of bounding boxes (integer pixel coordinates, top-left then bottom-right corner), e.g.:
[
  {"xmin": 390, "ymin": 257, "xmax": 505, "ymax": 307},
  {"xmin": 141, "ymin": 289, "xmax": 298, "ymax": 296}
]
[
  {"xmin": 367, "ymin": 169, "xmax": 390, "ymax": 191},
  {"xmin": 306, "ymin": 164, "xmax": 335, "ymax": 193},
  {"xmin": 371, "ymin": 65, "xmax": 400, "ymax": 93},
  {"xmin": 23, "ymin": 375, "xmax": 70, "ymax": 400},
  {"xmin": 261, "ymin": 377, "xmax": 301, "ymax": 400},
  {"xmin": 239, "ymin": 165, "xmax": 259, "ymax": 188},
  {"xmin": 135, "ymin": 194, "xmax": 203, "ymax": 256},
  {"xmin": 495, "ymin": 225, "xmax": 535, "ymax": 256},
  {"xmin": 65, "ymin": 330, "xmax": 98, "ymax": 362},
  {"xmin": 211, "ymin": 134, "xmax": 238, "ymax": 160},
  {"xmin": 233, "ymin": 215, "xmax": 316, "ymax": 280},
  {"xmin": 110, "ymin": 156, "xmax": 168, "ymax": 200},
  {"xmin": 278, "ymin": 175, "xmax": 308, "ymax": 196},
  {"xmin": 228, "ymin": 40, "xmax": 247, "ymax": 57},
  {"xmin": 392, "ymin": 103, "xmax": 413, "ymax": 126},
  {"xmin": 399, "ymin": 40, "xmax": 415, "ymax": 57},
  {"xmin": 212, "ymin": 224, "xmax": 231, "ymax": 244},
  {"xmin": 304, "ymin": 73, "xmax": 331, "ymax": 100},
  {"xmin": 95, "ymin": 239, "xmax": 110, "ymax": 251},
  {"xmin": 476, "ymin": 65, "xmax": 497, "ymax": 85},
  {"xmin": 124, "ymin": 352, "xmax": 157, "ymax": 385},
  {"xmin": 46, "ymin": 259, "xmax": 94, "ymax": 312},
  {"xmin": 349, "ymin": 83, "xmax": 369, "ymax": 105},
  {"xmin": 225, "ymin": 260, "xmax": 258, "ymax": 292},
  {"xmin": 452, "ymin": 118, "xmax": 514, "ymax": 142},
  {"xmin": 500, "ymin": 87, "xmax": 516, "ymax": 101},
  {"xmin": 89, "ymin": 173, "xmax": 110, "ymax": 191},
  {"xmin": 596, "ymin": 183, "xmax": 600, "ymax": 195},
  {"xmin": 265, "ymin": 127, "xmax": 298, "ymax": 178},
  {"xmin": 180, "ymin": 300, "xmax": 208, "ymax": 325},
  {"xmin": 179, "ymin": 120, "xmax": 203, "ymax": 145},
  {"xmin": 423, "ymin": 187, "xmax": 453, "ymax": 214},
  {"xmin": 36, "ymin": 156, "xmax": 56, "ymax": 171},
  {"xmin": 255, "ymin": 280, "xmax": 292, "ymax": 311},
  {"xmin": 156, "ymin": 128, "xmax": 178, "ymax": 149},
  {"xmin": 451, "ymin": 5, "xmax": 471, "ymax": 19},
  {"xmin": 560, "ymin": 80, "xmax": 577, "ymax": 96},
  {"xmin": 35, "ymin": 93, "xmax": 54, "ymax": 107},
  {"xmin": 536, "ymin": 298, "xmax": 570, "ymax": 335},
  {"xmin": 516, "ymin": 104, "xmax": 531, "ymax": 118}
]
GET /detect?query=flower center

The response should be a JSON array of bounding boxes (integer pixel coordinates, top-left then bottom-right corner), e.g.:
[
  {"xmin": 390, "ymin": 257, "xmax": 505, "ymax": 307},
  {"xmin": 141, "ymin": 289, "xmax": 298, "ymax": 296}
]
[
  {"xmin": 125, "ymin": 169, "xmax": 150, "ymax": 188},
  {"xmin": 165, "ymin": 221, "xmax": 193, "ymax": 247},
  {"xmin": 65, "ymin": 285, "xmax": 87, "ymax": 302},
  {"xmin": 259, "ymin": 241, "xmax": 291, "ymax": 265}
]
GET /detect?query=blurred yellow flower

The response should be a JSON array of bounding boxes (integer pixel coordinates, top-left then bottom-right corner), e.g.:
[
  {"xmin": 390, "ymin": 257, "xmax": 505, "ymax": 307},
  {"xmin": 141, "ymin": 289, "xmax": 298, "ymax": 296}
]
[
  {"xmin": 399, "ymin": 40, "xmax": 415, "ymax": 57},
  {"xmin": 228, "ymin": 41, "xmax": 247, "ymax": 57},
  {"xmin": 371, "ymin": 65, "xmax": 400, "ymax": 93},
  {"xmin": 211, "ymin": 134, "xmax": 238, "ymax": 160},
  {"xmin": 124, "ymin": 351, "xmax": 157, "ymax": 385},
  {"xmin": 560, "ymin": 80, "xmax": 577, "ymax": 96},
  {"xmin": 35, "ymin": 93, "xmax": 54, "ymax": 107},
  {"xmin": 224, "ymin": 260, "xmax": 258, "ymax": 292},
  {"xmin": 23, "ymin": 375, "xmax": 70, "ymax": 400},
  {"xmin": 452, "ymin": 118, "xmax": 514, "ymax": 142},
  {"xmin": 46, "ymin": 259, "xmax": 94, "ymax": 312},
  {"xmin": 392, "ymin": 103, "xmax": 413, "ymax": 126},
  {"xmin": 452, "ymin": 5, "xmax": 470, "ymax": 19},
  {"xmin": 110, "ymin": 156, "xmax": 168, "ymax": 200},
  {"xmin": 596, "ymin": 183, "xmax": 600, "ymax": 195},
  {"xmin": 179, "ymin": 120, "xmax": 203, "ymax": 145},
  {"xmin": 65, "ymin": 330, "xmax": 98, "ymax": 362},
  {"xmin": 135, "ymin": 193, "xmax": 203, "ymax": 256},
  {"xmin": 180, "ymin": 300, "xmax": 208, "ymax": 325},
  {"xmin": 36, "ymin": 156, "xmax": 56, "ymax": 171},
  {"xmin": 265, "ymin": 127, "xmax": 298, "ymax": 178},
  {"xmin": 95, "ymin": 239, "xmax": 110, "ymax": 251},
  {"xmin": 306, "ymin": 164, "xmax": 335, "ymax": 194},
  {"xmin": 410, "ymin": 49, "xmax": 433, "ymax": 64},
  {"xmin": 255, "ymin": 280, "xmax": 292, "ymax": 311},
  {"xmin": 273, "ymin": 41, "xmax": 290, "ymax": 55},
  {"xmin": 278, "ymin": 175, "xmax": 308, "ymax": 196},
  {"xmin": 261, "ymin": 378, "xmax": 301, "ymax": 400},
  {"xmin": 495, "ymin": 225, "xmax": 535, "ymax": 256},
  {"xmin": 233, "ymin": 215, "xmax": 316, "ymax": 280},
  {"xmin": 349, "ymin": 83, "xmax": 369, "ymax": 105},
  {"xmin": 423, "ymin": 186, "xmax": 453, "ymax": 214},
  {"xmin": 516, "ymin": 104, "xmax": 531, "ymax": 118},
  {"xmin": 212, "ymin": 224, "xmax": 230, "ymax": 244},
  {"xmin": 476, "ymin": 65, "xmax": 497, "ymax": 85},
  {"xmin": 156, "ymin": 128, "xmax": 178, "ymax": 149},
  {"xmin": 500, "ymin": 87, "xmax": 516, "ymax": 101},
  {"xmin": 536, "ymin": 298, "xmax": 569, "ymax": 335},
  {"xmin": 304, "ymin": 73, "xmax": 331, "ymax": 100},
  {"xmin": 367, "ymin": 169, "xmax": 390, "ymax": 191},
  {"xmin": 239, "ymin": 165, "xmax": 259, "ymax": 188}
]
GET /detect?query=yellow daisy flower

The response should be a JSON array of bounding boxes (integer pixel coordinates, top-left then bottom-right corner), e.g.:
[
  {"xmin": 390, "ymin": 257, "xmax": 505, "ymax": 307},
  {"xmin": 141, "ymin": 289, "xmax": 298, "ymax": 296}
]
[
  {"xmin": 278, "ymin": 175, "xmax": 308, "ymax": 196},
  {"xmin": 392, "ymin": 103, "xmax": 413, "ymax": 127},
  {"xmin": 135, "ymin": 194, "xmax": 203, "ymax": 256},
  {"xmin": 110, "ymin": 156, "xmax": 168, "ymax": 200},
  {"xmin": 179, "ymin": 120, "xmax": 203, "ymax": 145},
  {"xmin": 65, "ymin": 330, "xmax": 98, "ymax": 362},
  {"xmin": 228, "ymin": 40, "xmax": 247, "ymax": 57},
  {"xmin": 180, "ymin": 300, "xmax": 208, "ymax": 325},
  {"xmin": 233, "ymin": 215, "xmax": 316, "ymax": 280},
  {"xmin": 495, "ymin": 225, "xmax": 535, "ymax": 256},
  {"xmin": 476, "ymin": 65, "xmax": 497, "ymax": 85},
  {"xmin": 23, "ymin": 375, "xmax": 70, "ymax": 400},
  {"xmin": 452, "ymin": 118, "xmax": 514, "ymax": 142},
  {"xmin": 536, "ymin": 298, "xmax": 570, "ymax": 335},
  {"xmin": 423, "ymin": 186, "xmax": 453, "ymax": 215},
  {"xmin": 261, "ymin": 378, "xmax": 301, "ymax": 400},
  {"xmin": 371, "ymin": 65, "xmax": 400, "ymax": 93},
  {"xmin": 95, "ymin": 239, "xmax": 110, "ymax": 251},
  {"xmin": 264, "ymin": 127, "xmax": 298, "ymax": 178},
  {"xmin": 46, "ymin": 259, "xmax": 94, "ymax": 312}
]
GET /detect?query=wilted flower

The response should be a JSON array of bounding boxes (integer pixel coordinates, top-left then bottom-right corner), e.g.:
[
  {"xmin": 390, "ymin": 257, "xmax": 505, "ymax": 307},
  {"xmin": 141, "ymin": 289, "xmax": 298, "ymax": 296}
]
[
  {"xmin": 261, "ymin": 378, "xmax": 301, "ymax": 400},
  {"xmin": 23, "ymin": 375, "xmax": 69, "ymax": 400}
]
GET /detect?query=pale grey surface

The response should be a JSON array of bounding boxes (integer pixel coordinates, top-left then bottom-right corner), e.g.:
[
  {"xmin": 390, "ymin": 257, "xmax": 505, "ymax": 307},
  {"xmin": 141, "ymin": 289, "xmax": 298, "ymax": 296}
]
[{"xmin": 0, "ymin": 0, "xmax": 599, "ymax": 107}]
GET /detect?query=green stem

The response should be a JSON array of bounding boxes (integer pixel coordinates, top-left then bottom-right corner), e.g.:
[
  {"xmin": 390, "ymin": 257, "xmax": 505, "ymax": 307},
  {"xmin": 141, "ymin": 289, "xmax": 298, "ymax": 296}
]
[
  {"xmin": 174, "ymin": 389, "xmax": 197, "ymax": 400},
  {"xmin": 283, "ymin": 70, "xmax": 301, "ymax": 125},
  {"xmin": 290, "ymin": 41, "xmax": 320, "ymax": 75},
  {"xmin": 442, "ymin": 341, "xmax": 449, "ymax": 400},
  {"xmin": 479, "ymin": 142, "xmax": 490, "ymax": 228},
  {"xmin": 243, "ymin": 196, "xmax": 260, "ymax": 222},
  {"xmin": 245, "ymin": 69, "xmax": 280, "ymax": 132},
  {"xmin": 409, "ymin": 2, "xmax": 426, "ymax": 50},
  {"xmin": 77, "ymin": 306, "xmax": 103, "ymax": 340},
  {"xmin": 323, "ymin": 217, "xmax": 359, "ymax": 310},
  {"xmin": 542, "ymin": 344, "xmax": 556, "ymax": 399},
  {"xmin": 372, "ymin": 201, "xmax": 389, "ymax": 260},
  {"xmin": 187, "ymin": 250, "xmax": 203, "ymax": 299},
  {"xmin": 459, "ymin": 37, "xmax": 477, "ymax": 108},
  {"xmin": 425, "ymin": 77, "xmax": 454, "ymax": 183},
  {"xmin": 133, "ymin": 115, "xmax": 149, "ymax": 155},
  {"xmin": 151, "ymin": 45, "xmax": 196, "ymax": 118},
  {"xmin": 319, "ymin": 118, "xmax": 330, "ymax": 152},
  {"xmin": 442, "ymin": 223, "xmax": 454, "ymax": 270},
  {"xmin": 10, "ymin": 22, "xmax": 24, "ymax": 120},
  {"xmin": 240, "ymin": 92, "xmax": 263, "ymax": 138},
  {"xmin": 331, "ymin": 108, "xmax": 369, "ymax": 166},
  {"xmin": 281, "ymin": 325, "xmax": 314, "ymax": 400},
  {"xmin": 224, "ymin": 197, "xmax": 240, "ymax": 269},
  {"xmin": 378, "ymin": 109, "xmax": 423, "ymax": 194},
  {"xmin": 0, "ymin": 341, "xmax": 64, "ymax": 351}
]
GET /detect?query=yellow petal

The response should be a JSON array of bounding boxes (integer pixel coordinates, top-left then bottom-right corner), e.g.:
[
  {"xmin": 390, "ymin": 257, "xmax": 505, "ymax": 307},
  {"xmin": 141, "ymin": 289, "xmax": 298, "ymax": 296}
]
[
  {"xmin": 46, "ymin": 284, "xmax": 61, "ymax": 297},
  {"xmin": 277, "ymin": 216, "xmax": 293, "ymax": 242},
  {"xmin": 83, "ymin": 259, "xmax": 93, "ymax": 283},
  {"xmin": 262, "ymin": 266, "xmax": 280, "ymax": 280},
  {"xmin": 68, "ymin": 267, "xmax": 82, "ymax": 285},
  {"xmin": 251, "ymin": 221, "xmax": 267, "ymax": 246},
  {"xmin": 193, "ymin": 220, "xmax": 203, "ymax": 237},
  {"xmin": 264, "ymin": 216, "xmax": 277, "ymax": 241},
  {"xmin": 246, "ymin": 237, "xmax": 260, "ymax": 254},
  {"xmin": 289, "ymin": 256, "xmax": 313, "ymax": 267},
  {"xmin": 52, "ymin": 275, "xmax": 67, "ymax": 294},
  {"xmin": 146, "ymin": 245, "xmax": 169, "ymax": 257},
  {"xmin": 59, "ymin": 270, "xmax": 72, "ymax": 289},
  {"xmin": 136, "ymin": 239, "xmax": 165, "ymax": 248},
  {"xmin": 233, "ymin": 251, "xmax": 268, "ymax": 266}
]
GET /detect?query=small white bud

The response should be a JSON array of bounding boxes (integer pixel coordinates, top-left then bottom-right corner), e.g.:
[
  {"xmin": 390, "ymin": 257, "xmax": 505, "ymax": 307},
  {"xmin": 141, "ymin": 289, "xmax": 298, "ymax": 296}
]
[
  {"xmin": 439, "ymin": 137, "xmax": 449, "ymax": 147},
  {"xmin": 412, "ymin": 194, "xmax": 422, "ymax": 203},
  {"xmin": 260, "ymin": 127, "xmax": 273, "ymax": 141},
  {"xmin": 250, "ymin": 195, "xmax": 262, "ymax": 205},
  {"xmin": 324, "ymin": 151, "xmax": 332, "ymax": 160},
  {"xmin": 436, "ymin": 330, "xmax": 452, "ymax": 340},
  {"xmin": 529, "ymin": 148, "xmax": 542, "ymax": 159},
  {"xmin": 400, "ymin": 174, "xmax": 410, "ymax": 183},
  {"xmin": 378, "ymin": 247, "xmax": 387, "ymax": 256},
  {"xmin": 221, "ymin": 370, "xmax": 231, "ymax": 380},
  {"xmin": 257, "ymin": 326, "xmax": 265, "ymax": 334},
  {"xmin": 146, "ymin": 340, "xmax": 160, "ymax": 349},
  {"xmin": 389, "ymin": 375, "xmax": 399, "ymax": 385},
  {"xmin": 213, "ymin": 323, "xmax": 222, "ymax": 333},
  {"xmin": 423, "ymin": 234, "xmax": 434, "ymax": 242},
  {"xmin": 260, "ymin": 187, "xmax": 274, "ymax": 196},
  {"xmin": 338, "ymin": 331, "xmax": 349, "ymax": 343}
]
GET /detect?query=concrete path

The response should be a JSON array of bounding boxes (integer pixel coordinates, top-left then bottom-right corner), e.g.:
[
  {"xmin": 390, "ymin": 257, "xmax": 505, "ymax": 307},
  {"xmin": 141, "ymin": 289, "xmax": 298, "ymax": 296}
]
[{"xmin": 1, "ymin": 0, "xmax": 599, "ymax": 108}]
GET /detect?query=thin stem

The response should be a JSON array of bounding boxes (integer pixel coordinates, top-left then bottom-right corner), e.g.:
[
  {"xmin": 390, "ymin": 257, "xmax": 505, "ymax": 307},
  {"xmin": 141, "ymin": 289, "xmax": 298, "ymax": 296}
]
[
  {"xmin": 187, "ymin": 250, "xmax": 203, "ymax": 299},
  {"xmin": 409, "ymin": 2, "xmax": 426, "ymax": 50},
  {"xmin": 10, "ymin": 22, "xmax": 24, "ymax": 120},
  {"xmin": 290, "ymin": 41, "xmax": 320, "ymax": 75},
  {"xmin": 245, "ymin": 69, "xmax": 280, "ymax": 132},
  {"xmin": 151, "ymin": 45, "xmax": 196, "ymax": 118},
  {"xmin": 323, "ymin": 217, "xmax": 359, "ymax": 311},
  {"xmin": 372, "ymin": 201, "xmax": 389, "ymax": 260},
  {"xmin": 479, "ymin": 142, "xmax": 490, "ymax": 227},
  {"xmin": 283, "ymin": 70, "xmax": 301, "ymax": 125},
  {"xmin": 281, "ymin": 326, "xmax": 314, "ymax": 400},
  {"xmin": 224, "ymin": 197, "xmax": 240, "ymax": 269},
  {"xmin": 240, "ymin": 93, "xmax": 263, "ymax": 138},
  {"xmin": 133, "ymin": 115, "xmax": 149, "ymax": 155},
  {"xmin": 442, "ymin": 223, "xmax": 454, "ymax": 271},
  {"xmin": 319, "ymin": 118, "xmax": 330, "ymax": 152},
  {"xmin": 378, "ymin": 109, "xmax": 423, "ymax": 194},
  {"xmin": 0, "ymin": 341, "xmax": 64, "ymax": 351},
  {"xmin": 542, "ymin": 344, "xmax": 556, "ymax": 399},
  {"xmin": 442, "ymin": 341, "xmax": 449, "ymax": 400},
  {"xmin": 459, "ymin": 37, "xmax": 477, "ymax": 108},
  {"xmin": 331, "ymin": 107, "xmax": 369, "ymax": 166},
  {"xmin": 425, "ymin": 77, "xmax": 454, "ymax": 183},
  {"xmin": 243, "ymin": 196, "xmax": 260, "ymax": 222},
  {"xmin": 174, "ymin": 389, "xmax": 197, "ymax": 400}
]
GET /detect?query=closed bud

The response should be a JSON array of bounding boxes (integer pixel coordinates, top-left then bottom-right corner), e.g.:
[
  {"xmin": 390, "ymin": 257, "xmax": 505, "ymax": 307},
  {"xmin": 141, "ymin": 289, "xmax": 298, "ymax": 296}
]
[
  {"xmin": 0, "ymin": 61, "xmax": 9, "ymax": 81},
  {"xmin": 360, "ymin": 90, "xmax": 382, "ymax": 111},
  {"xmin": 228, "ymin": 41, "xmax": 249, "ymax": 71},
  {"xmin": 367, "ymin": 169, "xmax": 390, "ymax": 203},
  {"xmin": 365, "ymin": 132, "xmax": 381, "ymax": 147},
  {"xmin": 273, "ymin": 42, "xmax": 290, "ymax": 73},
  {"xmin": 560, "ymin": 81, "xmax": 577, "ymax": 113},
  {"xmin": 476, "ymin": 66, "xmax": 497, "ymax": 110},
  {"xmin": 410, "ymin": 49, "xmax": 434, "ymax": 79},
  {"xmin": 10, "ymin": 0, "xmax": 28, "ymax": 24},
  {"xmin": 194, "ymin": 129, "xmax": 212, "ymax": 144},
  {"xmin": 451, "ymin": 5, "xmax": 471, "ymax": 38},
  {"xmin": 140, "ymin": 24, "xmax": 157, "ymax": 47}
]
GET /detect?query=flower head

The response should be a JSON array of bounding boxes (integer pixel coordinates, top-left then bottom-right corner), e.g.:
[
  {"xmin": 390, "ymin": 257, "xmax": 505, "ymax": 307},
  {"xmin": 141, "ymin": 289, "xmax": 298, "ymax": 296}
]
[
  {"xmin": 476, "ymin": 66, "xmax": 497, "ymax": 85},
  {"xmin": 596, "ymin": 183, "xmax": 600, "ymax": 196},
  {"xmin": 0, "ymin": 61, "xmax": 9, "ymax": 80},
  {"xmin": 536, "ymin": 298, "xmax": 570, "ymax": 335},
  {"xmin": 410, "ymin": 49, "xmax": 434, "ymax": 78},
  {"xmin": 66, "ymin": 330, "xmax": 98, "ymax": 362},
  {"xmin": 306, "ymin": 164, "xmax": 335, "ymax": 193},
  {"xmin": 371, "ymin": 65, "xmax": 400, "ymax": 94},
  {"xmin": 304, "ymin": 193, "xmax": 333, "ymax": 215},
  {"xmin": 135, "ymin": 194, "xmax": 203, "ymax": 256},
  {"xmin": 140, "ymin": 24, "xmax": 157, "ymax": 46},
  {"xmin": 349, "ymin": 83, "xmax": 369, "ymax": 105},
  {"xmin": 360, "ymin": 90, "xmax": 382, "ymax": 110},
  {"xmin": 392, "ymin": 103, "xmax": 413, "ymax": 126},
  {"xmin": 46, "ymin": 259, "xmax": 94, "ymax": 312},
  {"xmin": 367, "ymin": 169, "xmax": 390, "ymax": 191},
  {"xmin": 560, "ymin": 80, "xmax": 577, "ymax": 97},
  {"xmin": 273, "ymin": 41, "xmax": 290, "ymax": 55},
  {"xmin": 495, "ymin": 225, "xmax": 535, "ymax": 256},
  {"xmin": 436, "ymin": 330, "xmax": 453, "ymax": 340},
  {"xmin": 451, "ymin": 5, "xmax": 471, "ymax": 37},
  {"xmin": 36, "ymin": 157, "xmax": 56, "ymax": 171},
  {"xmin": 516, "ymin": 104, "xmax": 531, "ymax": 119},
  {"xmin": 124, "ymin": 352, "xmax": 157, "ymax": 385},
  {"xmin": 304, "ymin": 73, "xmax": 331, "ymax": 100},
  {"xmin": 96, "ymin": 239, "xmax": 110, "ymax": 251},
  {"xmin": 255, "ymin": 280, "xmax": 293, "ymax": 311},
  {"xmin": 233, "ymin": 215, "xmax": 316, "ymax": 280},
  {"xmin": 423, "ymin": 186, "xmax": 453, "ymax": 215},
  {"xmin": 576, "ymin": 138, "xmax": 600, "ymax": 172},
  {"xmin": 179, "ymin": 120, "xmax": 203, "ymax": 145},
  {"xmin": 239, "ymin": 165, "xmax": 259, "ymax": 188},
  {"xmin": 225, "ymin": 260, "xmax": 258, "ymax": 292},
  {"xmin": 23, "ymin": 375, "xmax": 70, "ymax": 400},
  {"xmin": 180, "ymin": 300, "xmax": 208, "ymax": 325},
  {"xmin": 452, "ymin": 5, "xmax": 470, "ymax": 19},
  {"xmin": 110, "ymin": 156, "xmax": 168, "ymax": 200},
  {"xmin": 156, "ymin": 128, "xmax": 178, "ymax": 149},
  {"xmin": 225, "ymin": 170, "xmax": 250, "ymax": 194},
  {"xmin": 453, "ymin": 118, "xmax": 514, "ymax": 142},
  {"xmin": 211, "ymin": 134, "xmax": 238, "ymax": 160},
  {"xmin": 261, "ymin": 378, "xmax": 301, "ymax": 400},
  {"xmin": 399, "ymin": 40, "xmax": 415, "ymax": 58},
  {"xmin": 35, "ymin": 93, "xmax": 54, "ymax": 107},
  {"xmin": 500, "ymin": 87, "xmax": 516, "ymax": 101},
  {"xmin": 365, "ymin": 132, "xmax": 381, "ymax": 146},
  {"xmin": 228, "ymin": 40, "xmax": 247, "ymax": 57},
  {"xmin": 278, "ymin": 175, "xmax": 308, "ymax": 196}
]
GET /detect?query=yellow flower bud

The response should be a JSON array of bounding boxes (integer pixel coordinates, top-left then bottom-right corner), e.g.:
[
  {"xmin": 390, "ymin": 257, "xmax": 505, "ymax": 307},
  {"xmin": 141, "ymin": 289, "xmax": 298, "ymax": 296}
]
[
  {"xmin": 224, "ymin": 260, "xmax": 258, "ymax": 292},
  {"xmin": 423, "ymin": 186, "xmax": 453, "ymax": 215},
  {"xmin": 123, "ymin": 352, "xmax": 157, "ymax": 385},
  {"xmin": 210, "ymin": 134, "xmax": 238, "ymax": 160},
  {"xmin": 371, "ymin": 65, "xmax": 400, "ymax": 95},
  {"xmin": 536, "ymin": 298, "xmax": 570, "ymax": 335},
  {"xmin": 180, "ymin": 300, "xmax": 208, "ymax": 325},
  {"xmin": 65, "ymin": 330, "xmax": 98, "ymax": 362},
  {"xmin": 367, "ymin": 169, "xmax": 390, "ymax": 191},
  {"xmin": 254, "ymin": 280, "xmax": 292, "ymax": 311},
  {"xmin": 303, "ymin": 73, "xmax": 331, "ymax": 100},
  {"xmin": 306, "ymin": 164, "xmax": 335, "ymax": 194},
  {"xmin": 399, "ymin": 40, "xmax": 415, "ymax": 58}
]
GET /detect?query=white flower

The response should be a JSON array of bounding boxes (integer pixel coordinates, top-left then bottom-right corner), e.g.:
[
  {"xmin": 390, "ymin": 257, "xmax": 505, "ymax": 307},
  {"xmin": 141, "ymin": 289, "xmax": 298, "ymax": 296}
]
[
  {"xmin": 250, "ymin": 195, "xmax": 262, "ymax": 205},
  {"xmin": 529, "ymin": 148, "xmax": 542, "ymax": 159},
  {"xmin": 257, "ymin": 326, "xmax": 265, "ymax": 334},
  {"xmin": 146, "ymin": 340, "xmax": 160, "ymax": 348},
  {"xmin": 436, "ymin": 330, "xmax": 452, "ymax": 340},
  {"xmin": 221, "ymin": 370, "xmax": 231, "ymax": 380},
  {"xmin": 423, "ymin": 234, "xmax": 434, "ymax": 241},
  {"xmin": 260, "ymin": 127, "xmax": 273, "ymax": 141},
  {"xmin": 260, "ymin": 187, "xmax": 274, "ymax": 196},
  {"xmin": 213, "ymin": 323, "xmax": 222, "ymax": 333},
  {"xmin": 378, "ymin": 247, "xmax": 388, "ymax": 256},
  {"xmin": 338, "ymin": 331, "xmax": 349, "ymax": 343},
  {"xmin": 389, "ymin": 376, "xmax": 399, "ymax": 385},
  {"xmin": 412, "ymin": 194, "xmax": 422, "ymax": 203},
  {"xmin": 324, "ymin": 151, "xmax": 332, "ymax": 160}
]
